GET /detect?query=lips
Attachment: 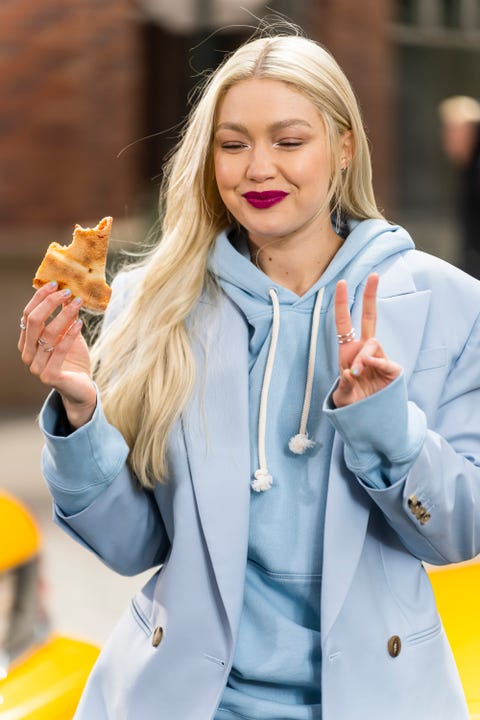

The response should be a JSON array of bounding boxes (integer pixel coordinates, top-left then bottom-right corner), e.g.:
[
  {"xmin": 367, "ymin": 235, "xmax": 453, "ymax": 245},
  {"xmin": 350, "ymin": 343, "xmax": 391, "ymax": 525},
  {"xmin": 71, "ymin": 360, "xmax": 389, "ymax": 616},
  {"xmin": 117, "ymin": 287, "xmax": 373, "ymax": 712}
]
[{"xmin": 242, "ymin": 191, "xmax": 289, "ymax": 209}]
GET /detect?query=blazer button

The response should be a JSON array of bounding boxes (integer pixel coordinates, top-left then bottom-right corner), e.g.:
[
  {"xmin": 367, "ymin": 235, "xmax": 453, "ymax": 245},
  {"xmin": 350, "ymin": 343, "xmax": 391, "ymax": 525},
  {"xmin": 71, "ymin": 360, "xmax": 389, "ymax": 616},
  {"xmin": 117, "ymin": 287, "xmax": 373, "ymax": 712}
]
[
  {"xmin": 387, "ymin": 635, "xmax": 402, "ymax": 658},
  {"xmin": 152, "ymin": 626, "xmax": 164, "ymax": 647}
]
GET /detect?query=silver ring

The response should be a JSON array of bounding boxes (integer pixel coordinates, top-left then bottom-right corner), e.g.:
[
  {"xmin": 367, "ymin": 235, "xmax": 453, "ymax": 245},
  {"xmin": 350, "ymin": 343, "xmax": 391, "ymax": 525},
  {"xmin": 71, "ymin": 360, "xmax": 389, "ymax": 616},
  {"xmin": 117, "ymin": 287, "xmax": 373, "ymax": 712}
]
[
  {"xmin": 20, "ymin": 318, "xmax": 26, "ymax": 331},
  {"xmin": 337, "ymin": 327, "xmax": 355, "ymax": 344},
  {"xmin": 37, "ymin": 338, "xmax": 48, "ymax": 347},
  {"xmin": 42, "ymin": 345, "xmax": 56, "ymax": 353}
]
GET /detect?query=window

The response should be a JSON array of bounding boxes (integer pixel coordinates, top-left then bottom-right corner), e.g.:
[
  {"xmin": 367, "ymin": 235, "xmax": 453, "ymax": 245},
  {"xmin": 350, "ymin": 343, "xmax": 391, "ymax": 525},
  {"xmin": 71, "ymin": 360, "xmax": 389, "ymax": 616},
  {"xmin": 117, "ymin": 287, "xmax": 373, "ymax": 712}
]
[
  {"xmin": 441, "ymin": 0, "xmax": 461, "ymax": 28},
  {"xmin": 398, "ymin": 0, "xmax": 418, "ymax": 24},
  {"xmin": 395, "ymin": 0, "xmax": 480, "ymax": 34}
]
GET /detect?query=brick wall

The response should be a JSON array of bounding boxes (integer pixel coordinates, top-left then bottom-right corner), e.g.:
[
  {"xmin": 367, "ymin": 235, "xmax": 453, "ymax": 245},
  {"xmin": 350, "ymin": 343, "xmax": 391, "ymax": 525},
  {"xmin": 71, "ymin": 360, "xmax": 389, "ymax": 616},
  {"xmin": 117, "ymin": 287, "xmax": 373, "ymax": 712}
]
[
  {"xmin": 1, "ymin": 0, "xmax": 147, "ymax": 412},
  {"xmin": 1, "ymin": 0, "xmax": 145, "ymax": 229},
  {"xmin": 307, "ymin": 0, "xmax": 396, "ymax": 215}
]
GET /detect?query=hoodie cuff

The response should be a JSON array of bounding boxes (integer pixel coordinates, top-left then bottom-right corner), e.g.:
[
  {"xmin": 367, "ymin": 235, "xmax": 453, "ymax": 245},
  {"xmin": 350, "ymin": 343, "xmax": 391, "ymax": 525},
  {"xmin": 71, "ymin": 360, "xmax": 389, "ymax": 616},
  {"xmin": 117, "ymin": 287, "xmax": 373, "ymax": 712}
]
[
  {"xmin": 39, "ymin": 388, "xmax": 130, "ymax": 515},
  {"xmin": 323, "ymin": 372, "xmax": 427, "ymax": 489}
]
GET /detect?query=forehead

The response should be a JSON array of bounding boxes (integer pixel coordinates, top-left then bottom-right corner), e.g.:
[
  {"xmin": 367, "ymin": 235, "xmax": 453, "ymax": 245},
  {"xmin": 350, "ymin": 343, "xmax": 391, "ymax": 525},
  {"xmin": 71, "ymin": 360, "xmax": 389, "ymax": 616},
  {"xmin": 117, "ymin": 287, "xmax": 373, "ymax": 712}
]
[{"xmin": 216, "ymin": 78, "xmax": 322, "ymax": 127}]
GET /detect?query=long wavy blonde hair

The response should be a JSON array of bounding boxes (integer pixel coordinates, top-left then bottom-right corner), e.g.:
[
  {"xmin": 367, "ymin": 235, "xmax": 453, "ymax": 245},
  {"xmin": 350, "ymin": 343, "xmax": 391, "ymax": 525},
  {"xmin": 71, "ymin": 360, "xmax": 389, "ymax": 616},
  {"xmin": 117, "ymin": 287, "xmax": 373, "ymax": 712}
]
[{"xmin": 91, "ymin": 31, "xmax": 384, "ymax": 489}]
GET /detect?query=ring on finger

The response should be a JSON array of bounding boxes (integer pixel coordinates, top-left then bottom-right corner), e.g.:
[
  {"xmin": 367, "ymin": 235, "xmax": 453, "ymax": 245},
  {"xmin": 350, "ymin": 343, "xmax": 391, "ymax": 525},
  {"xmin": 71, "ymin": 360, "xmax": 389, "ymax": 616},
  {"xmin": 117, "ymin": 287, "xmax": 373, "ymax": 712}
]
[
  {"xmin": 20, "ymin": 318, "xmax": 27, "ymax": 331},
  {"xmin": 337, "ymin": 327, "xmax": 356, "ymax": 344},
  {"xmin": 37, "ymin": 337, "xmax": 48, "ymax": 347},
  {"xmin": 42, "ymin": 345, "xmax": 56, "ymax": 353}
]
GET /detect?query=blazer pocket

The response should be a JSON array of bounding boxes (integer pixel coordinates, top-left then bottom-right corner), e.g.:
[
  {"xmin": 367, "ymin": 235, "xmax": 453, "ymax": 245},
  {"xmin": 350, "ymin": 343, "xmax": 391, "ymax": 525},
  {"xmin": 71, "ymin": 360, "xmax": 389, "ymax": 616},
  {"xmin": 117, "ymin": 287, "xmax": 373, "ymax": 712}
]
[
  {"xmin": 130, "ymin": 596, "xmax": 153, "ymax": 636},
  {"xmin": 413, "ymin": 347, "xmax": 447, "ymax": 373},
  {"xmin": 405, "ymin": 621, "xmax": 442, "ymax": 646}
]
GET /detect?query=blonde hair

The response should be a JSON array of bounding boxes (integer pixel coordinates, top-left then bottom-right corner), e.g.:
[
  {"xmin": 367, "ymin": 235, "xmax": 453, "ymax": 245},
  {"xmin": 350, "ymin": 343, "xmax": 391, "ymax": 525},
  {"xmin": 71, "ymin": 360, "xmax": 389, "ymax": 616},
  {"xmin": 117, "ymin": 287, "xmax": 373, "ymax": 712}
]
[{"xmin": 92, "ymin": 32, "xmax": 384, "ymax": 489}]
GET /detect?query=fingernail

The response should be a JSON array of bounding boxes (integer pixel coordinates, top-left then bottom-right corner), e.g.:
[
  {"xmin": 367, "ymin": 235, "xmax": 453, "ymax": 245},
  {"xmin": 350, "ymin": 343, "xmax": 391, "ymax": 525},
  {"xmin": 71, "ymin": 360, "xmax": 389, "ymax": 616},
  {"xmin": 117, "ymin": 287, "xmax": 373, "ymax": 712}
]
[
  {"xmin": 49, "ymin": 280, "xmax": 58, "ymax": 289},
  {"xmin": 75, "ymin": 319, "xmax": 83, "ymax": 328},
  {"xmin": 73, "ymin": 296, "xmax": 82, "ymax": 305},
  {"xmin": 62, "ymin": 288, "xmax": 72, "ymax": 298},
  {"xmin": 350, "ymin": 367, "xmax": 360, "ymax": 376}
]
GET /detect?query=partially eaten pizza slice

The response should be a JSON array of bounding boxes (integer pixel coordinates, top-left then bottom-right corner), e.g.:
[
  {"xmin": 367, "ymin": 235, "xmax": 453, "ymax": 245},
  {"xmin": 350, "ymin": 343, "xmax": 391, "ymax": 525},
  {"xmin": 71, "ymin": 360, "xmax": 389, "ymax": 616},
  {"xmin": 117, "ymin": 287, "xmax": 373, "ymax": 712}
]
[{"xmin": 33, "ymin": 216, "xmax": 113, "ymax": 312}]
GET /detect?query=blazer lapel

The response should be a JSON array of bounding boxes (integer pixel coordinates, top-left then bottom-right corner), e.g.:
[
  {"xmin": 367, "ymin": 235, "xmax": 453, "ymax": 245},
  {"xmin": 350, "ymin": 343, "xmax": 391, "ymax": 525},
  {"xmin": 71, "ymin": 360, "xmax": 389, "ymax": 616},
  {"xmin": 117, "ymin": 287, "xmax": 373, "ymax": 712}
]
[
  {"xmin": 321, "ymin": 435, "xmax": 371, "ymax": 641},
  {"xmin": 182, "ymin": 296, "xmax": 251, "ymax": 639},
  {"xmin": 376, "ymin": 292, "xmax": 432, "ymax": 383},
  {"xmin": 322, "ymin": 257, "xmax": 432, "ymax": 640},
  {"xmin": 182, "ymin": 257, "xmax": 433, "ymax": 645}
]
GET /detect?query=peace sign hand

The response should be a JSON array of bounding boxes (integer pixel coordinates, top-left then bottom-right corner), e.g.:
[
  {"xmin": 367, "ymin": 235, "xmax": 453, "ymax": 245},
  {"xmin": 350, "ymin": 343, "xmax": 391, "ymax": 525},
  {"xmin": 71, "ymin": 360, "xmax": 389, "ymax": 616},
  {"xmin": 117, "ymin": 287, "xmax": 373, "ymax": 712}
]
[{"xmin": 332, "ymin": 273, "xmax": 401, "ymax": 408}]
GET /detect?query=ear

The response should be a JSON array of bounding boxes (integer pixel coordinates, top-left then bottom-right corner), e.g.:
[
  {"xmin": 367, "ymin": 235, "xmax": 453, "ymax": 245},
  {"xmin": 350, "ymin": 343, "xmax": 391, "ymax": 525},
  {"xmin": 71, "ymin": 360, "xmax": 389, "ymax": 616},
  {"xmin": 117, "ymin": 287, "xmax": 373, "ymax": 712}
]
[{"xmin": 340, "ymin": 130, "xmax": 354, "ymax": 170}]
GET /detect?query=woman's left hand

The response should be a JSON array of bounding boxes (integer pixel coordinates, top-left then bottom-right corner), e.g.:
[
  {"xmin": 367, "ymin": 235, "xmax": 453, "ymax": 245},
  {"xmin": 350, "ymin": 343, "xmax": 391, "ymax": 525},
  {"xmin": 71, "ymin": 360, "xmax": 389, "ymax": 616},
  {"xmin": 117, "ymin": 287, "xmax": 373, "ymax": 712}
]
[{"xmin": 332, "ymin": 273, "xmax": 402, "ymax": 408}]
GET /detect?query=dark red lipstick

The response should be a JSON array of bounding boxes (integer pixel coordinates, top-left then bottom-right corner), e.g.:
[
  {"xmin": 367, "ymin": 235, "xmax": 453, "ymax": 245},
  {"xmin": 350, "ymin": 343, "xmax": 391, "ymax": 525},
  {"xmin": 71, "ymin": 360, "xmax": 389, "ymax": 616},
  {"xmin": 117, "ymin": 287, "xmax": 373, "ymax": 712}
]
[{"xmin": 243, "ymin": 191, "xmax": 288, "ymax": 209}]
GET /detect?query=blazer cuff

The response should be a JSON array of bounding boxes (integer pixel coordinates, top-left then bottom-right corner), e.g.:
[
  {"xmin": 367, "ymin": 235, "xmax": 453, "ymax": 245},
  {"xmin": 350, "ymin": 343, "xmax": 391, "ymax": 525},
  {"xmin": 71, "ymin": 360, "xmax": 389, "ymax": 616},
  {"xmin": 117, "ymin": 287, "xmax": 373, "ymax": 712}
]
[
  {"xmin": 323, "ymin": 372, "xmax": 427, "ymax": 489},
  {"xmin": 39, "ymin": 388, "xmax": 130, "ymax": 514}
]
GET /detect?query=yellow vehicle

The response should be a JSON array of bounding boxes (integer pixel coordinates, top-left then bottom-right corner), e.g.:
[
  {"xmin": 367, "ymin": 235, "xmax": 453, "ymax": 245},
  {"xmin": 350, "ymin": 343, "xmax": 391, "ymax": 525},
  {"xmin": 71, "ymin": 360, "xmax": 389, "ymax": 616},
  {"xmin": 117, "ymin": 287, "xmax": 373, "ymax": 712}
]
[
  {"xmin": 429, "ymin": 561, "xmax": 480, "ymax": 719},
  {"xmin": 0, "ymin": 491, "xmax": 99, "ymax": 719}
]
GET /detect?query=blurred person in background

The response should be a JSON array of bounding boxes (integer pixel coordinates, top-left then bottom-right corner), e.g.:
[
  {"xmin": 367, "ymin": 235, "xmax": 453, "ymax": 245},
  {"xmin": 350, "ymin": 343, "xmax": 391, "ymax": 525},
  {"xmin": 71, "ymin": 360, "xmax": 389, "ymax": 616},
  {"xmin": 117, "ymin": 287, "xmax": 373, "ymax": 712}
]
[
  {"xmin": 18, "ymin": 28, "xmax": 480, "ymax": 720},
  {"xmin": 439, "ymin": 95, "xmax": 480, "ymax": 277}
]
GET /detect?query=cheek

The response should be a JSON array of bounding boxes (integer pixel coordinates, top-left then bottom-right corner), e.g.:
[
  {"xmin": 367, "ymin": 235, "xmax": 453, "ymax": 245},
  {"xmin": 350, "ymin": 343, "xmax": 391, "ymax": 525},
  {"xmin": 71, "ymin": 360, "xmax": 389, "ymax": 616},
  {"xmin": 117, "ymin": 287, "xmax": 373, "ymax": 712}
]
[
  {"xmin": 213, "ymin": 153, "xmax": 233, "ymax": 193},
  {"xmin": 213, "ymin": 161, "xmax": 236, "ymax": 214},
  {"xmin": 285, "ymin": 151, "xmax": 331, "ymax": 188},
  {"xmin": 303, "ymin": 159, "xmax": 332, "ymax": 197}
]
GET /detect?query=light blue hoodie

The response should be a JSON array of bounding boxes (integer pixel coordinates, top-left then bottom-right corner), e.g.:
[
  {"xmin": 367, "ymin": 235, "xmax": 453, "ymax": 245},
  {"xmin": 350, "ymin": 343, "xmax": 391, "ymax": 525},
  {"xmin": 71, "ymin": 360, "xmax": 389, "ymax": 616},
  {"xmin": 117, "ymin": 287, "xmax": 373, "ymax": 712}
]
[
  {"xmin": 39, "ymin": 218, "xmax": 422, "ymax": 720},
  {"xmin": 210, "ymin": 219, "xmax": 417, "ymax": 720}
]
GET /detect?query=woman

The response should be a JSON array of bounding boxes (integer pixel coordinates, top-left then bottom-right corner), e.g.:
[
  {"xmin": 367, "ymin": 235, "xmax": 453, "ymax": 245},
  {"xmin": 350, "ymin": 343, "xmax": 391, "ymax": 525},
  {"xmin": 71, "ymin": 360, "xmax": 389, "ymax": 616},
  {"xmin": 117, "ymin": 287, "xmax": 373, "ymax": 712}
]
[
  {"xmin": 439, "ymin": 95, "xmax": 480, "ymax": 279},
  {"xmin": 19, "ymin": 32, "xmax": 480, "ymax": 720}
]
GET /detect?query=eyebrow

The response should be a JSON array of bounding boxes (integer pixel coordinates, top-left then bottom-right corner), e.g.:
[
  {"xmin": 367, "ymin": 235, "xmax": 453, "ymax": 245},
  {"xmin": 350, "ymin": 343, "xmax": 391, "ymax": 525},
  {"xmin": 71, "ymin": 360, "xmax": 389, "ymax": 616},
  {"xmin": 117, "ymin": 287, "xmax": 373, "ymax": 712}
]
[{"xmin": 215, "ymin": 118, "xmax": 313, "ymax": 134}]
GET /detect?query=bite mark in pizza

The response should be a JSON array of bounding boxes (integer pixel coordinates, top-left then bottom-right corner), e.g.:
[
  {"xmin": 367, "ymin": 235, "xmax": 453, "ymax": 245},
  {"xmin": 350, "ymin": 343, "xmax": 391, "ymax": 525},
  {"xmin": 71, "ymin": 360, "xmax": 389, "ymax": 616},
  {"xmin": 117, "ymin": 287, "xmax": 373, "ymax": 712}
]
[{"xmin": 33, "ymin": 217, "xmax": 113, "ymax": 312}]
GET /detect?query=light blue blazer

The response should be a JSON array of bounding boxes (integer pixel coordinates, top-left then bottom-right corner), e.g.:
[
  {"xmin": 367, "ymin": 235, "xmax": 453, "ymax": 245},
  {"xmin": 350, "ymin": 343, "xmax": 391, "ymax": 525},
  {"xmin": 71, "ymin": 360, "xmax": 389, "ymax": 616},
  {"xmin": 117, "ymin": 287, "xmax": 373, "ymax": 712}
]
[{"xmin": 42, "ymin": 248, "xmax": 480, "ymax": 720}]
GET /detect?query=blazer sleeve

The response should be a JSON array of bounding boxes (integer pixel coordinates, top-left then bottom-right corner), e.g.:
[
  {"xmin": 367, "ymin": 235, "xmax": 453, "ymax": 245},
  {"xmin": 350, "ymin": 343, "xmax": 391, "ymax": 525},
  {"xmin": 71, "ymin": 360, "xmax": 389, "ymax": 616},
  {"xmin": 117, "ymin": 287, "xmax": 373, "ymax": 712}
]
[
  {"xmin": 326, "ymin": 311, "xmax": 480, "ymax": 566},
  {"xmin": 39, "ymin": 268, "xmax": 170, "ymax": 576},
  {"xmin": 53, "ymin": 468, "xmax": 169, "ymax": 577}
]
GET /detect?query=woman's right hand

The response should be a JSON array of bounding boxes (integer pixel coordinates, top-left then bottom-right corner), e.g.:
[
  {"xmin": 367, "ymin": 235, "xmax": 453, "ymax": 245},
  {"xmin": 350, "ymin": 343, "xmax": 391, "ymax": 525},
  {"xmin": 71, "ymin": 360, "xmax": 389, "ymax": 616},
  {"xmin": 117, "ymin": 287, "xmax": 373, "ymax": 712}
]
[{"xmin": 18, "ymin": 281, "xmax": 97, "ymax": 429}]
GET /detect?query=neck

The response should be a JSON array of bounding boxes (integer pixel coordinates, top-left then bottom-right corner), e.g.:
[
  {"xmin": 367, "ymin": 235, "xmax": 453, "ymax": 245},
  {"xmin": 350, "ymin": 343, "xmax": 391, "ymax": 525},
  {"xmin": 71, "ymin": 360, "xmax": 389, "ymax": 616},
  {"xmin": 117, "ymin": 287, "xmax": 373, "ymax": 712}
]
[{"xmin": 248, "ymin": 224, "xmax": 343, "ymax": 296}]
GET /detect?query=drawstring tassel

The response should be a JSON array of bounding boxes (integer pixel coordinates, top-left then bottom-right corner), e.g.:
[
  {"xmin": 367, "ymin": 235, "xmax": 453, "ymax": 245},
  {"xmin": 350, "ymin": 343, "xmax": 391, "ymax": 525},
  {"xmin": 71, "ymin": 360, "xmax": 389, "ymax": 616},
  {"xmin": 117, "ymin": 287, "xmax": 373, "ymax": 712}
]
[
  {"xmin": 251, "ymin": 468, "xmax": 273, "ymax": 492},
  {"xmin": 288, "ymin": 287, "xmax": 325, "ymax": 457},
  {"xmin": 288, "ymin": 433, "xmax": 316, "ymax": 455}
]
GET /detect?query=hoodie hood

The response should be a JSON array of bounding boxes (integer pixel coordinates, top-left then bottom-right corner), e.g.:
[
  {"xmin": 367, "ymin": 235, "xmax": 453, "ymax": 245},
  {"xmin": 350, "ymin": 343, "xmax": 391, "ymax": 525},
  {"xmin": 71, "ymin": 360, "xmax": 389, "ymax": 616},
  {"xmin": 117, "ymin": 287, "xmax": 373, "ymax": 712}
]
[
  {"xmin": 208, "ymin": 218, "xmax": 415, "ymax": 491},
  {"xmin": 210, "ymin": 218, "xmax": 415, "ymax": 313}
]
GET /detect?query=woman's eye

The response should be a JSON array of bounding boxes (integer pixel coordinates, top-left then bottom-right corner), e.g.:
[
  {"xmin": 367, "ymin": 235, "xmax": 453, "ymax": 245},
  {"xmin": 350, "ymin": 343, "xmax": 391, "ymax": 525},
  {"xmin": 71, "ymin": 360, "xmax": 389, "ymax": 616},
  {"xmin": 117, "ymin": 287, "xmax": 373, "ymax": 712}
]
[
  {"xmin": 221, "ymin": 142, "xmax": 247, "ymax": 151},
  {"xmin": 276, "ymin": 139, "xmax": 304, "ymax": 148}
]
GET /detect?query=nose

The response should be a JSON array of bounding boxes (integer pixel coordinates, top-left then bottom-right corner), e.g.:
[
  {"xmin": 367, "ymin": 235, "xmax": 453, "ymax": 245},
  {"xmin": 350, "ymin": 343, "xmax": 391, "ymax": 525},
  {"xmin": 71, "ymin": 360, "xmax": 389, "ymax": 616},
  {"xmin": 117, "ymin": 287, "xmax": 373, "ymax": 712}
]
[{"xmin": 246, "ymin": 144, "xmax": 276, "ymax": 182}]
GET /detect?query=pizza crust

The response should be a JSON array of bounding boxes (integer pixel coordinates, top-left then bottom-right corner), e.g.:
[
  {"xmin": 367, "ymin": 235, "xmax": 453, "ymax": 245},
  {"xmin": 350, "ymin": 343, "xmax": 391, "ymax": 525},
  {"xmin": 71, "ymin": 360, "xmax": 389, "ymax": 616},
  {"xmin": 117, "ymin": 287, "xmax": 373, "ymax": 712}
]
[{"xmin": 33, "ymin": 217, "xmax": 113, "ymax": 312}]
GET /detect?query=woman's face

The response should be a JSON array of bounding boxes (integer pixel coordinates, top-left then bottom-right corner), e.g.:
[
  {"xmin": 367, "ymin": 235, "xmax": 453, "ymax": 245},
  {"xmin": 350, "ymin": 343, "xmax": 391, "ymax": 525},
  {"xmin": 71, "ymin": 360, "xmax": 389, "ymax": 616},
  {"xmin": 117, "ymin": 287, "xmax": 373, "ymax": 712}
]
[{"xmin": 213, "ymin": 78, "xmax": 350, "ymax": 248}]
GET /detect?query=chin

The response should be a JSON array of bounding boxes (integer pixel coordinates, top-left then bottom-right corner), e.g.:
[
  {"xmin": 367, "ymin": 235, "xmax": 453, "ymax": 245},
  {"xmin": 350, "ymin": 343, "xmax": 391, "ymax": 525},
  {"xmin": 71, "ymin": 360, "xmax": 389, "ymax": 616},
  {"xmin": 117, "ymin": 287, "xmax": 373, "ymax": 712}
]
[
  {"xmin": 248, "ymin": 222, "xmax": 301, "ymax": 241},
  {"xmin": 241, "ymin": 216, "xmax": 291, "ymax": 236}
]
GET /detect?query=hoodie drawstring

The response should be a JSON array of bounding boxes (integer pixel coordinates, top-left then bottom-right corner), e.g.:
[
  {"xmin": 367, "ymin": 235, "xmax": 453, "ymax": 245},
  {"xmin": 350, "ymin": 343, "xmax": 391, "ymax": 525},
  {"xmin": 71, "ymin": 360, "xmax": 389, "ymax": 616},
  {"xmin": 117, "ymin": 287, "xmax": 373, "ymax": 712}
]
[
  {"xmin": 251, "ymin": 286, "xmax": 325, "ymax": 492},
  {"xmin": 288, "ymin": 286, "xmax": 325, "ymax": 454},
  {"xmin": 251, "ymin": 288, "xmax": 280, "ymax": 492}
]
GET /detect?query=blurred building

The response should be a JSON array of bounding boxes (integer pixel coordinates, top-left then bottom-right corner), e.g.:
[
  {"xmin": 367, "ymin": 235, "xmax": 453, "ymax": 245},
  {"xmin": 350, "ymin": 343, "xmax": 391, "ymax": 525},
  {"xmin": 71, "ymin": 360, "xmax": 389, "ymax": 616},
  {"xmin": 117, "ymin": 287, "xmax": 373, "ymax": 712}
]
[
  {"xmin": 392, "ymin": 0, "xmax": 480, "ymax": 260},
  {"xmin": 2, "ymin": 0, "xmax": 147, "ymax": 412},
  {"xmin": 2, "ymin": 0, "xmax": 480, "ymax": 412}
]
